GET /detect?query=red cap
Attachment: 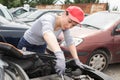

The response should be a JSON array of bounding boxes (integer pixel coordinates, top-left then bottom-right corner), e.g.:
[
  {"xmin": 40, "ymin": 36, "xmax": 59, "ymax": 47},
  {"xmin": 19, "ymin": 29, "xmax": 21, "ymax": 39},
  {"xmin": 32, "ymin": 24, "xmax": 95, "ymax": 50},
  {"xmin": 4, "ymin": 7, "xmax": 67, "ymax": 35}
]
[{"xmin": 66, "ymin": 6, "xmax": 84, "ymax": 24}]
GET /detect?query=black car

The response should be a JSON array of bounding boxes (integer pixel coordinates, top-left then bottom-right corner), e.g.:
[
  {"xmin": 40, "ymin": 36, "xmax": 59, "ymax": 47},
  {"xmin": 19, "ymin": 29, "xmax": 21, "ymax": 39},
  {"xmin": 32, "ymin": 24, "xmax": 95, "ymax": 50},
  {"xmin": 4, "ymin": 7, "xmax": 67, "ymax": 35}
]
[{"xmin": 0, "ymin": 16, "xmax": 29, "ymax": 47}]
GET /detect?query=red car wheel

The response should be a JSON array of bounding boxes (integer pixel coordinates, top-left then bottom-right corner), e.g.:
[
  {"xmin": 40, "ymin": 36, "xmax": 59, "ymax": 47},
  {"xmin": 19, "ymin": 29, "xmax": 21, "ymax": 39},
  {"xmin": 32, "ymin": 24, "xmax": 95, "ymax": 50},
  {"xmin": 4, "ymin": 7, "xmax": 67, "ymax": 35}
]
[{"xmin": 87, "ymin": 50, "xmax": 109, "ymax": 71}]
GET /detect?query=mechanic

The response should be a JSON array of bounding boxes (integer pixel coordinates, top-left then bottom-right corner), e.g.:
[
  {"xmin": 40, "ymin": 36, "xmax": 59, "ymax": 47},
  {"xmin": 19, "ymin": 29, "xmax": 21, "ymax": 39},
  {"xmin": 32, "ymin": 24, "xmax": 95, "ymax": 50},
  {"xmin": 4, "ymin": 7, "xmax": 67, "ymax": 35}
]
[{"xmin": 17, "ymin": 6, "xmax": 85, "ymax": 76}]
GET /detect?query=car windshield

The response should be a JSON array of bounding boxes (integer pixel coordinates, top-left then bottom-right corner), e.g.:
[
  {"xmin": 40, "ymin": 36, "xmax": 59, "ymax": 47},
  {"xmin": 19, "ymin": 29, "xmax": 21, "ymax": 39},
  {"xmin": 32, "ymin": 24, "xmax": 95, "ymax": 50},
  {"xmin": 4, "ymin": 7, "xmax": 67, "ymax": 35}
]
[{"xmin": 82, "ymin": 11, "xmax": 120, "ymax": 29}]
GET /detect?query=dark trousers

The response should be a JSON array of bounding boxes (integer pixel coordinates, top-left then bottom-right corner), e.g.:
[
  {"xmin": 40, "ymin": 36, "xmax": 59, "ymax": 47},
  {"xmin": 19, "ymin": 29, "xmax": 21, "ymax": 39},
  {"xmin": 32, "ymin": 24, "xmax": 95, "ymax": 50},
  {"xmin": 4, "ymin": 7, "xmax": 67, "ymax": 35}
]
[{"xmin": 17, "ymin": 37, "xmax": 46, "ymax": 53}]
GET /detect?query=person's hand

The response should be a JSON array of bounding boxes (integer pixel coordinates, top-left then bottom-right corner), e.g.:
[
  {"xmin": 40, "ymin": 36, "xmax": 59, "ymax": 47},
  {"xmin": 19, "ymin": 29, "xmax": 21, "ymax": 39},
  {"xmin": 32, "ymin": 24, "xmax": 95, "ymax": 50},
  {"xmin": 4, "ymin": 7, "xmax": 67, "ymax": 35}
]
[
  {"xmin": 74, "ymin": 59, "xmax": 95, "ymax": 71},
  {"xmin": 54, "ymin": 51, "xmax": 66, "ymax": 75},
  {"xmin": 74, "ymin": 59, "xmax": 84, "ymax": 69}
]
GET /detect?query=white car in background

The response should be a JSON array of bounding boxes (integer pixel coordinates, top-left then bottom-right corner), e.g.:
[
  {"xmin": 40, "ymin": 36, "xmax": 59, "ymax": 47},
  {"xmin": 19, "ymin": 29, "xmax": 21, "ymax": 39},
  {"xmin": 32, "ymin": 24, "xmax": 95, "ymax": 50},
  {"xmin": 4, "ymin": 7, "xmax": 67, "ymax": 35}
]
[
  {"xmin": 0, "ymin": 4, "xmax": 14, "ymax": 21},
  {"xmin": 9, "ymin": 7, "xmax": 37, "ymax": 18},
  {"xmin": 15, "ymin": 9, "xmax": 64, "ymax": 26}
]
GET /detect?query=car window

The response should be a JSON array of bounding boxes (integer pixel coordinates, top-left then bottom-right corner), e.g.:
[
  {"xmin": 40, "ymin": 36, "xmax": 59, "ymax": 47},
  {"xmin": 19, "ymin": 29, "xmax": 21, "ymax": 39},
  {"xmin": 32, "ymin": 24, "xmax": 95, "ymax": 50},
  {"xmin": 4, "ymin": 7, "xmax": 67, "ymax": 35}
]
[
  {"xmin": 29, "ymin": 8, "xmax": 37, "ymax": 12},
  {"xmin": 116, "ymin": 24, "xmax": 120, "ymax": 29},
  {"xmin": 113, "ymin": 24, "xmax": 120, "ymax": 35},
  {"xmin": 0, "ymin": 9, "xmax": 4, "ymax": 17},
  {"xmin": 13, "ymin": 9, "xmax": 27, "ymax": 17}
]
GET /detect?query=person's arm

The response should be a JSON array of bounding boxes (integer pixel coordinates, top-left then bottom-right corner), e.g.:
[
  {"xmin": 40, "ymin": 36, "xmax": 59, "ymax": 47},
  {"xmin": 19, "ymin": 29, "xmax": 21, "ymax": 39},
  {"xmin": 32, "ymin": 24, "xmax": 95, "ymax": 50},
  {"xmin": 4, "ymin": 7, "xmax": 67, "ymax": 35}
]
[
  {"xmin": 41, "ymin": 14, "xmax": 65, "ymax": 75},
  {"xmin": 43, "ymin": 31, "xmax": 61, "ymax": 52},
  {"xmin": 63, "ymin": 30, "xmax": 78, "ymax": 59},
  {"xmin": 68, "ymin": 44, "xmax": 79, "ymax": 59},
  {"xmin": 68, "ymin": 43, "xmax": 84, "ymax": 69},
  {"xmin": 63, "ymin": 30, "xmax": 84, "ymax": 69},
  {"xmin": 43, "ymin": 31, "xmax": 66, "ymax": 75}
]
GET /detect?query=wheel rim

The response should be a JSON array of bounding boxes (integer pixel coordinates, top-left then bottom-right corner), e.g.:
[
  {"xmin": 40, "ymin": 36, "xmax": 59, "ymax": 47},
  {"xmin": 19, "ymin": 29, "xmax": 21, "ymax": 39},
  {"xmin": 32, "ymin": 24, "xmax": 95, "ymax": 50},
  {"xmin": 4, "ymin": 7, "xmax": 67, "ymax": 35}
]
[{"xmin": 89, "ymin": 54, "xmax": 106, "ymax": 71}]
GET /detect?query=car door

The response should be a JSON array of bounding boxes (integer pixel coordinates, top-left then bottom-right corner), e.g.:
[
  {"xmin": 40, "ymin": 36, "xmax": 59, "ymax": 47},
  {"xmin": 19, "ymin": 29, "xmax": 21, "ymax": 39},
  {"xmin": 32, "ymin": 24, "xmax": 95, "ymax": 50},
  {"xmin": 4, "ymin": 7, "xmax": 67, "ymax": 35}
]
[
  {"xmin": 0, "ymin": 15, "xmax": 28, "ymax": 47},
  {"xmin": 113, "ymin": 23, "xmax": 120, "ymax": 61}
]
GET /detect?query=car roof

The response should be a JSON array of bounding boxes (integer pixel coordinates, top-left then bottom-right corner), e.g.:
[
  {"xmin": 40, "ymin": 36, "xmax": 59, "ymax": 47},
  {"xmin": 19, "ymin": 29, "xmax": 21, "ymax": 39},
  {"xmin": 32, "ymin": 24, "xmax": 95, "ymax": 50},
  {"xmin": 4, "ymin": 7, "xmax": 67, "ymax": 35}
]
[
  {"xmin": 26, "ymin": 9, "xmax": 64, "ymax": 19},
  {"xmin": 9, "ymin": 7, "xmax": 28, "ymax": 13},
  {"xmin": 9, "ymin": 7, "xmax": 37, "ymax": 13}
]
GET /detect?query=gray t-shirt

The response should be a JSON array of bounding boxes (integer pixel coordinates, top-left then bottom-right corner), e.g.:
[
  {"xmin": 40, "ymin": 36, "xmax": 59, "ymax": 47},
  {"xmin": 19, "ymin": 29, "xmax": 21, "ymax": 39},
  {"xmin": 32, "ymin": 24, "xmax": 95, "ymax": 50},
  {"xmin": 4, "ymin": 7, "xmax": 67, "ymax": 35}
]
[{"xmin": 24, "ymin": 13, "xmax": 74, "ymax": 46}]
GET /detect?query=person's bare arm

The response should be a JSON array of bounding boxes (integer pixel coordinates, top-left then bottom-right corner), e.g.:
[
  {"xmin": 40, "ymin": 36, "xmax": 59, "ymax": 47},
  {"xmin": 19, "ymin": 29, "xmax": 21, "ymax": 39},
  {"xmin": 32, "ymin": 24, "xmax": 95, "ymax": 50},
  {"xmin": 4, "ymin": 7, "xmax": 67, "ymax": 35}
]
[
  {"xmin": 68, "ymin": 44, "xmax": 84, "ymax": 69},
  {"xmin": 68, "ymin": 44, "xmax": 79, "ymax": 59},
  {"xmin": 43, "ymin": 31, "xmax": 61, "ymax": 52},
  {"xmin": 43, "ymin": 31, "xmax": 66, "ymax": 75}
]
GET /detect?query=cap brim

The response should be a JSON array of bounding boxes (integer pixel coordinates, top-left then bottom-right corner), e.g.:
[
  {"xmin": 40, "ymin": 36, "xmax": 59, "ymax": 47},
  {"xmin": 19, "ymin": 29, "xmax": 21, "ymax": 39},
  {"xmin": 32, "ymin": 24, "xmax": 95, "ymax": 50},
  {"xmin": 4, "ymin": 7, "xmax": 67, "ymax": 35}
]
[{"xmin": 68, "ymin": 13, "xmax": 80, "ymax": 24}]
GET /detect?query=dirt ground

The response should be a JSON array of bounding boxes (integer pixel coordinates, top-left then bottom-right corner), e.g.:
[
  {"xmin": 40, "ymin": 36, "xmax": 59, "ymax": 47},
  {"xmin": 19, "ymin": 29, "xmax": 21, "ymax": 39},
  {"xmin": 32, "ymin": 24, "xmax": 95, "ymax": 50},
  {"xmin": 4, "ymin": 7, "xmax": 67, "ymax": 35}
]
[{"xmin": 104, "ymin": 63, "xmax": 120, "ymax": 80}]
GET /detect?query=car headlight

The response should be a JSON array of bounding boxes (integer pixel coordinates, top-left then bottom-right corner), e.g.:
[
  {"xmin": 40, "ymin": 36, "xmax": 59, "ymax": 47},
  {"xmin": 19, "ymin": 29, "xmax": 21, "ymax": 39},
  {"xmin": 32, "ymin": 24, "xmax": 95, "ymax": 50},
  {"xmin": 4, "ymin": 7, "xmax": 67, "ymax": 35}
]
[{"xmin": 60, "ymin": 37, "xmax": 83, "ymax": 47}]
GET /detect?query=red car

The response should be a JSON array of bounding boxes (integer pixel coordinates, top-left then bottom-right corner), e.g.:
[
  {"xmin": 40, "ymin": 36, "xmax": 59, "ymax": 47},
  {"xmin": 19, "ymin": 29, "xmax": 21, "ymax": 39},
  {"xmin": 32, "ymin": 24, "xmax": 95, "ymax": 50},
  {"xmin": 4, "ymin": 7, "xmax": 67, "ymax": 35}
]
[{"xmin": 59, "ymin": 11, "xmax": 120, "ymax": 71}]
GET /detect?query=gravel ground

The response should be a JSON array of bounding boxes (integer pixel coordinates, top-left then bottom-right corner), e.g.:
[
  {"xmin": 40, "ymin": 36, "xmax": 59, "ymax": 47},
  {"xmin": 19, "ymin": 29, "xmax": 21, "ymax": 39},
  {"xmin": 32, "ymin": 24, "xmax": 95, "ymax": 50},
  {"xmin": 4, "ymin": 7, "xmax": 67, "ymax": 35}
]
[{"xmin": 104, "ymin": 63, "xmax": 120, "ymax": 80}]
